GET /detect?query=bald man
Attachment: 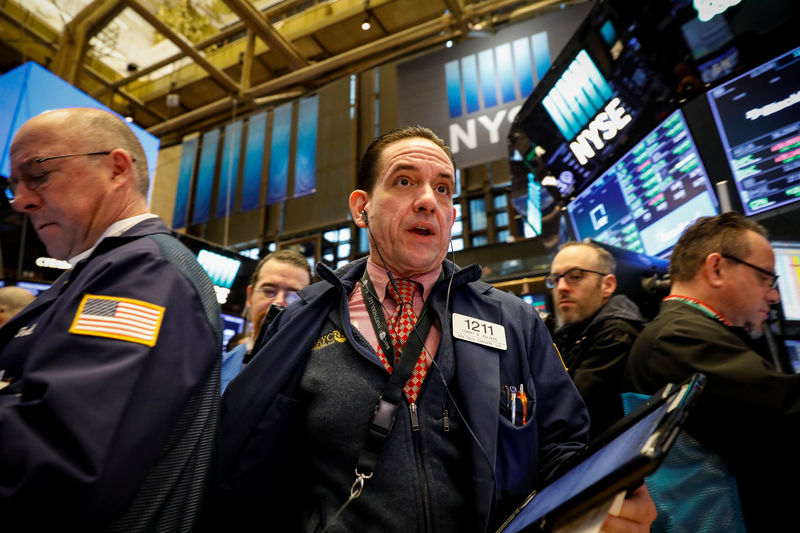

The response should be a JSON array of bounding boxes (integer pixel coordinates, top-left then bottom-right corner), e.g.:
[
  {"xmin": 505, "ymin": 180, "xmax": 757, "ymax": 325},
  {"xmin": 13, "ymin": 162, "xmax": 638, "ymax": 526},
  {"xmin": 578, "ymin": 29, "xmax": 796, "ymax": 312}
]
[
  {"xmin": 0, "ymin": 108, "xmax": 221, "ymax": 531},
  {"xmin": 0, "ymin": 286, "xmax": 35, "ymax": 327}
]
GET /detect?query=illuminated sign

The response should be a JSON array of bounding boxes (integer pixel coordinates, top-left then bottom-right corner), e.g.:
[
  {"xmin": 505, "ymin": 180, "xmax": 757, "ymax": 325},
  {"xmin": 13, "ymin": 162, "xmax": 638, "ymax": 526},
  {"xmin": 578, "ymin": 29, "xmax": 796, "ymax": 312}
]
[
  {"xmin": 397, "ymin": 4, "xmax": 592, "ymax": 167},
  {"xmin": 526, "ymin": 174, "xmax": 542, "ymax": 236},
  {"xmin": 35, "ymin": 256, "xmax": 71, "ymax": 270},
  {"xmin": 444, "ymin": 32, "xmax": 550, "ymax": 155},
  {"xmin": 197, "ymin": 249, "xmax": 241, "ymax": 304},
  {"xmin": 542, "ymin": 50, "xmax": 632, "ymax": 165},
  {"xmin": 213, "ymin": 286, "xmax": 231, "ymax": 305},
  {"xmin": 543, "ymin": 50, "xmax": 613, "ymax": 139},
  {"xmin": 694, "ymin": 0, "xmax": 742, "ymax": 22},
  {"xmin": 568, "ymin": 97, "xmax": 632, "ymax": 164},
  {"xmin": 445, "ymin": 32, "xmax": 550, "ymax": 119}
]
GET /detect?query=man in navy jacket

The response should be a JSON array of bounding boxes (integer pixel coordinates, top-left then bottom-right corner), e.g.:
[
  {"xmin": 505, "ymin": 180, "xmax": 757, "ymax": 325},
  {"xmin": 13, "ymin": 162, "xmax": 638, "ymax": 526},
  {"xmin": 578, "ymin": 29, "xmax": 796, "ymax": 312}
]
[
  {"xmin": 216, "ymin": 126, "xmax": 655, "ymax": 532},
  {"xmin": 0, "ymin": 108, "xmax": 221, "ymax": 531}
]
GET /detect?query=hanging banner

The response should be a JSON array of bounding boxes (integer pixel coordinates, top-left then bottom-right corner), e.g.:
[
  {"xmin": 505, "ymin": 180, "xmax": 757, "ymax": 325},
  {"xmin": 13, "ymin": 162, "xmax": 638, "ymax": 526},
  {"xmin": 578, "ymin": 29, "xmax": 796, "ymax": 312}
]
[
  {"xmin": 294, "ymin": 95, "xmax": 319, "ymax": 198},
  {"xmin": 172, "ymin": 134, "xmax": 198, "ymax": 229},
  {"xmin": 267, "ymin": 103, "xmax": 292, "ymax": 205},
  {"xmin": 192, "ymin": 128, "xmax": 220, "ymax": 225},
  {"xmin": 216, "ymin": 119, "xmax": 243, "ymax": 218},
  {"xmin": 397, "ymin": 4, "xmax": 591, "ymax": 168},
  {"xmin": 241, "ymin": 111, "xmax": 267, "ymax": 211}
]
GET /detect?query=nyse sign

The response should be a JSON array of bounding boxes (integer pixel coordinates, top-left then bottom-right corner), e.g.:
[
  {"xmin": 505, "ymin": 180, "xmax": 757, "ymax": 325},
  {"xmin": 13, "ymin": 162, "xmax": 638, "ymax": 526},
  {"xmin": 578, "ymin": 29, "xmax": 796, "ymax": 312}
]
[
  {"xmin": 396, "ymin": 4, "xmax": 592, "ymax": 168},
  {"xmin": 541, "ymin": 49, "xmax": 632, "ymax": 166},
  {"xmin": 569, "ymin": 98, "xmax": 632, "ymax": 164},
  {"xmin": 449, "ymin": 105, "xmax": 522, "ymax": 154}
]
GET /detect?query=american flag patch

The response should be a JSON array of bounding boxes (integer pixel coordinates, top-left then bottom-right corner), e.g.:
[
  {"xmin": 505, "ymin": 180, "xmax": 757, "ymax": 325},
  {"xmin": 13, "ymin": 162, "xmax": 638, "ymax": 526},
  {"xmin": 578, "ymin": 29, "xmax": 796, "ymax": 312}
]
[{"xmin": 69, "ymin": 294, "xmax": 165, "ymax": 347}]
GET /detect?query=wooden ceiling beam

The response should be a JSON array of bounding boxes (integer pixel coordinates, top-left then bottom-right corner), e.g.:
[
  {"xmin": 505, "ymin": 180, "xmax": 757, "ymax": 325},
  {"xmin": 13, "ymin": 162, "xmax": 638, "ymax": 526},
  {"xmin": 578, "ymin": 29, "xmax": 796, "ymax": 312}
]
[
  {"xmin": 221, "ymin": 0, "xmax": 308, "ymax": 71},
  {"xmin": 123, "ymin": 0, "xmax": 242, "ymax": 96}
]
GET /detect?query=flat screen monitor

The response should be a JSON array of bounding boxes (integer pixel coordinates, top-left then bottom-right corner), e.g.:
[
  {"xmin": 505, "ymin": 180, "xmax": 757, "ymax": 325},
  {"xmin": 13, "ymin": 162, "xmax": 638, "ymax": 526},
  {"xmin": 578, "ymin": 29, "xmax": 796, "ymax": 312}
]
[
  {"xmin": 705, "ymin": 46, "xmax": 800, "ymax": 216},
  {"xmin": 15, "ymin": 281, "xmax": 51, "ymax": 296},
  {"xmin": 773, "ymin": 241, "xmax": 800, "ymax": 323},
  {"xmin": 567, "ymin": 108, "xmax": 719, "ymax": 257},
  {"xmin": 522, "ymin": 293, "xmax": 549, "ymax": 318},
  {"xmin": 220, "ymin": 312, "xmax": 246, "ymax": 352},
  {"xmin": 527, "ymin": 175, "xmax": 542, "ymax": 236},
  {"xmin": 784, "ymin": 339, "xmax": 800, "ymax": 374}
]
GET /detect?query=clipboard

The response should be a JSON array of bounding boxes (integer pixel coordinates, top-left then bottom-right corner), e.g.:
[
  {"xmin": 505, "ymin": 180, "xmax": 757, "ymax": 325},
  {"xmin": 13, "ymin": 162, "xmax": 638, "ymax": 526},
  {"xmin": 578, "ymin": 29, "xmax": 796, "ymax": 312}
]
[{"xmin": 496, "ymin": 373, "xmax": 706, "ymax": 533}]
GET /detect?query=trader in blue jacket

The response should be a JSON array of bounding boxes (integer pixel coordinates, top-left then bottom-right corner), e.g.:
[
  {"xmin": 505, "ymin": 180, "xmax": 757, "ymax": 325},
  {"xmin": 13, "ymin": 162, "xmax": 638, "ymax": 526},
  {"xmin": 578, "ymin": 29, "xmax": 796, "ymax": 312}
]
[
  {"xmin": 0, "ymin": 108, "xmax": 221, "ymax": 531},
  {"xmin": 215, "ymin": 126, "xmax": 655, "ymax": 532}
]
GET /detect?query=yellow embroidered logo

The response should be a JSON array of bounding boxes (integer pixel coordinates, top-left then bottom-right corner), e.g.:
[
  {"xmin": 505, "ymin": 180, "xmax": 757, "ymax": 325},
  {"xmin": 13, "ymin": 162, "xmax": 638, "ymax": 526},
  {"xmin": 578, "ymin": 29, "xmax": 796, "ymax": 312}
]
[{"xmin": 312, "ymin": 330, "xmax": 347, "ymax": 351}]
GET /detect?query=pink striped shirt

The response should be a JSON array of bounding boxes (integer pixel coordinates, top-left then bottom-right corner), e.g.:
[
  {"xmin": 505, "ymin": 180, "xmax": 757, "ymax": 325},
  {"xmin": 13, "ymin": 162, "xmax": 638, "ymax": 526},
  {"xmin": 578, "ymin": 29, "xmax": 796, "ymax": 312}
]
[{"xmin": 348, "ymin": 260, "xmax": 442, "ymax": 363}]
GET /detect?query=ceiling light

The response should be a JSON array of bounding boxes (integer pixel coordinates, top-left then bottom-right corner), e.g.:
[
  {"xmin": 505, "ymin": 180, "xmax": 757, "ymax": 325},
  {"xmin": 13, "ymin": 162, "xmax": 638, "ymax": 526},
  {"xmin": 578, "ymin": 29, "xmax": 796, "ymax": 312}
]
[
  {"xmin": 446, "ymin": 40, "xmax": 453, "ymax": 48},
  {"xmin": 361, "ymin": 17, "xmax": 371, "ymax": 31}
]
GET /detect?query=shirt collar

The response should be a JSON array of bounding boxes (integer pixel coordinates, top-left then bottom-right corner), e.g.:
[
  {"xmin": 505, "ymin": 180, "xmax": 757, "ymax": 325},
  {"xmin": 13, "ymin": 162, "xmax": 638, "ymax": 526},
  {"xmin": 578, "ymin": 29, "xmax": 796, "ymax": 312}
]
[
  {"xmin": 68, "ymin": 213, "xmax": 158, "ymax": 267},
  {"xmin": 365, "ymin": 259, "xmax": 442, "ymax": 302}
]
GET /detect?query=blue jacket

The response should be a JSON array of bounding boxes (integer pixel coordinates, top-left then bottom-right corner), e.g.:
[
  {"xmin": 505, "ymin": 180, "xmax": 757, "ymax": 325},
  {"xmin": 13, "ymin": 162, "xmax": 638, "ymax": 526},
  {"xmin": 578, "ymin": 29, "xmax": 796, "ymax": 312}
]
[
  {"xmin": 0, "ymin": 217, "xmax": 221, "ymax": 532},
  {"xmin": 216, "ymin": 258, "xmax": 588, "ymax": 531}
]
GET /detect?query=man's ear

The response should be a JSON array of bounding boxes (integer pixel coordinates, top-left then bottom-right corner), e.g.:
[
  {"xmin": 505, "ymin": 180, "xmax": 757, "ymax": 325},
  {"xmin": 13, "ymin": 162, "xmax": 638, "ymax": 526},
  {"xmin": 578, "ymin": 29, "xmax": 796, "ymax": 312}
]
[
  {"xmin": 601, "ymin": 273, "xmax": 617, "ymax": 300},
  {"xmin": 703, "ymin": 253, "xmax": 725, "ymax": 288},
  {"xmin": 349, "ymin": 190, "xmax": 369, "ymax": 228},
  {"xmin": 107, "ymin": 148, "xmax": 135, "ymax": 187}
]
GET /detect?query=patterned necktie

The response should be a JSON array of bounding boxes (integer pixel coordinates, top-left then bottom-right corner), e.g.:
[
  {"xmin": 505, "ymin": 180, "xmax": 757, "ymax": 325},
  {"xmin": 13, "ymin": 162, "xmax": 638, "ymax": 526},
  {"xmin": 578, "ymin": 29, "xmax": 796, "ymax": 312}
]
[{"xmin": 375, "ymin": 279, "xmax": 428, "ymax": 403}]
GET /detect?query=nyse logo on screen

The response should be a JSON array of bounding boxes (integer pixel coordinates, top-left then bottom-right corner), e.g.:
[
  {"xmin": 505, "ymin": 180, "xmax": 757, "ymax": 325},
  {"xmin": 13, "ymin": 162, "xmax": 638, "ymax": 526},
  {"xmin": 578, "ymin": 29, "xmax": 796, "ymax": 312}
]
[
  {"xmin": 542, "ymin": 50, "xmax": 632, "ymax": 165},
  {"xmin": 444, "ymin": 32, "xmax": 551, "ymax": 154}
]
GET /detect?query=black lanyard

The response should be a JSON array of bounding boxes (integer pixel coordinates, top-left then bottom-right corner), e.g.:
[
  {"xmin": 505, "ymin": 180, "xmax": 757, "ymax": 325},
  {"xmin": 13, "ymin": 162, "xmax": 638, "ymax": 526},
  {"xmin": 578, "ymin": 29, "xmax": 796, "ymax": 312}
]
[
  {"xmin": 360, "ymin": 272, "xmax": 414, "ymax": 362},
  {"xmin": 356, "ymin": 271, "xmax": 435, "ymax": 476}
]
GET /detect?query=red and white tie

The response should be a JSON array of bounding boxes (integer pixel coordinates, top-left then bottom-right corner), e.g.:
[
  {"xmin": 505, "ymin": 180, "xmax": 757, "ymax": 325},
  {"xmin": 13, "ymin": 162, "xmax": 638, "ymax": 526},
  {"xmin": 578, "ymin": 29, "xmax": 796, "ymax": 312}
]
[{"xmin": 375, "ymin": 279, "xmax": 428, "ymax": 403}]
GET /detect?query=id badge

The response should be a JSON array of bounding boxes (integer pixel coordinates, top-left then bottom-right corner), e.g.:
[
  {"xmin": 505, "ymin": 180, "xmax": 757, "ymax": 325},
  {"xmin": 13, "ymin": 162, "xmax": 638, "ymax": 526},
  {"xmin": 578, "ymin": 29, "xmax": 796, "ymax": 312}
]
[{"xmin": 452, "ymin": 313, "xmax": 507, "ymax": 350}]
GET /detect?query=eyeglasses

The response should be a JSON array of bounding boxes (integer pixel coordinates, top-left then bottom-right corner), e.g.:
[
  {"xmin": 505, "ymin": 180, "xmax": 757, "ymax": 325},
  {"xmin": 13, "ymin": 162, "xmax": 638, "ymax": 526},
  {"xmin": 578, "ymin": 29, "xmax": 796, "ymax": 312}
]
[
  {"xmin": 253, "ymin": 285, "xmax": 300, "ymax": 305},
  {"xmin": 721, "ymin": 253, "xmax": 779, "ymax": 289},
  {"xmin": 4, "ymin": 151, "xmax": 115, "ymax": 202},
  {"xmin": 545, "ymin": 267, "xmax": 608, "ymax": 289}
]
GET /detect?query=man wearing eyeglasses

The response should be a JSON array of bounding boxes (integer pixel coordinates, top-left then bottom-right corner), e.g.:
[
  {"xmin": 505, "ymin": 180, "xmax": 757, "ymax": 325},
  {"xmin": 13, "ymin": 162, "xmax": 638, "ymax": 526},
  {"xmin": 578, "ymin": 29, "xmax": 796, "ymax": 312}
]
[
  {"xmin": 625, "ymin": 211, "xmax": 798, "ymax": 531},
  {"xmin": 0, "ymin": 108, "xmax": 221, "ymax": 531},
  {"xmin": 221, "ymin": 249, "xmax": 312, "ymax": 393},
  {"xmin": 547, "ymin": 241, "xmax": 646, "ymax": 438}
]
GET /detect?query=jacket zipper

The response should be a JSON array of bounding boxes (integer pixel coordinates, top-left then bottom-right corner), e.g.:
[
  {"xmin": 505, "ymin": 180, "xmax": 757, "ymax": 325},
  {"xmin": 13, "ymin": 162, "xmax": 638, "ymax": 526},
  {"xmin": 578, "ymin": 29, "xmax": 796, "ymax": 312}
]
[{"xmin": 409, "ymin": 402, "xmax": 433, "ymax": 532}]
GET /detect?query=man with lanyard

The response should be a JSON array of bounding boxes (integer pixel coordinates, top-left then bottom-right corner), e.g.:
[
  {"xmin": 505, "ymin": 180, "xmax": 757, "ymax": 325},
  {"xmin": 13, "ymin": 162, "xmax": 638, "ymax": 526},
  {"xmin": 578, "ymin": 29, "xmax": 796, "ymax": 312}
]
[
  {"xmin": 625, "ymin": 211, "xmax": 799, "ymax": 530},
  {"xmin": 0, "ymin": 108, "xmax": 221, "ymax": 530},
  {"xmin": 215, "ymin": 126, "xmax": 655, "ymax": 532}
]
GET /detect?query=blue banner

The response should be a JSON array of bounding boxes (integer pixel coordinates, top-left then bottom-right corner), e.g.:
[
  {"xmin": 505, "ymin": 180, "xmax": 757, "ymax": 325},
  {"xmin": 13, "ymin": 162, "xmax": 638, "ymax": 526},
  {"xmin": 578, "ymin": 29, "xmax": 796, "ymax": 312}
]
[
  {"xmin": 294, "ymin": 95, "xmax": 318, "ymax": 198},
  {"xmin": 267, "ymin": 103, "xmax": 292, "ymax": 205},
  {"xmin": 216, "ymin": 119, "xmax": 243, "ymax": 218},
  {"xmin": 172, "ymin": 135, "xmax": 198, "ymax": 229},
  {"xmin": 192, "ymin": 128, "xmax": 219, "ymax": 225},
  {"xmin": 241, "ymin": 111, "xmax": 267, "ymax": 211}
]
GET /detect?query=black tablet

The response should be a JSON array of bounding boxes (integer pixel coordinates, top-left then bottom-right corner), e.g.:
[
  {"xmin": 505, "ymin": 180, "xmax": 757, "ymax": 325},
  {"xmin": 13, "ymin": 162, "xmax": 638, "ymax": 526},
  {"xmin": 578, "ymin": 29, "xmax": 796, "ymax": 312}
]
[{"xmin": 496, "ymin": 373, "xmax": 706, "ymax": 533}]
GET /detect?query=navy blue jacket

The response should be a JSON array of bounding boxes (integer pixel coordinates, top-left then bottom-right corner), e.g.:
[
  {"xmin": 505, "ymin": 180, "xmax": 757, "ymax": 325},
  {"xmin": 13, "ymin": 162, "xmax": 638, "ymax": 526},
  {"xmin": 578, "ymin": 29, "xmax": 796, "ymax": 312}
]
[
  {"xmin": 216, "ymin": 258, "xmax": 588, "ymax": 532},
  {"xmin": 0, "ymin": 217, "xmax": 221, "ymax": 532}
]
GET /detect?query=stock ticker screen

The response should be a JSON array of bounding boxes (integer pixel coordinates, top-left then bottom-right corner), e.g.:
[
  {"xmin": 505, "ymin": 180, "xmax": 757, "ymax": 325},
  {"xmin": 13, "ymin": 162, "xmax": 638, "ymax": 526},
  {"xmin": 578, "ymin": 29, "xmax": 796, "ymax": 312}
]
[
  {"xmin": 567, "ymin": 109, "xmax": 718, "ymax": 257},
  {"xmin": 706, "ymin": 46, "xmax": 800, "ymax": 215}
]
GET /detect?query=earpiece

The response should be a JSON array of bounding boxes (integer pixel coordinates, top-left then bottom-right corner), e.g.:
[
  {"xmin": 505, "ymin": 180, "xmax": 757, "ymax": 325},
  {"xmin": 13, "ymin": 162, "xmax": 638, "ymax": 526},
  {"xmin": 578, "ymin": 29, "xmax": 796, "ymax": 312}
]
[{"xmin": 362, "ymin": 210, "xmax": 369, "ymax": 226}]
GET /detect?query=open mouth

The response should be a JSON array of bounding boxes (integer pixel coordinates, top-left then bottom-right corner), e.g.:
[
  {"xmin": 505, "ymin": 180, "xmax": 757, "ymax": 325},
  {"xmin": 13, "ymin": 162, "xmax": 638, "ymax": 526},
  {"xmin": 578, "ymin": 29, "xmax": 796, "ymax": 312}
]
[{"xmin": 411, "ymin": 226, "xmax": 432, "ymax": 236}]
